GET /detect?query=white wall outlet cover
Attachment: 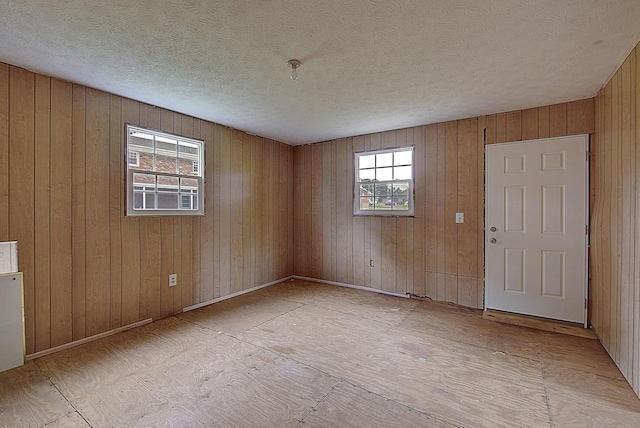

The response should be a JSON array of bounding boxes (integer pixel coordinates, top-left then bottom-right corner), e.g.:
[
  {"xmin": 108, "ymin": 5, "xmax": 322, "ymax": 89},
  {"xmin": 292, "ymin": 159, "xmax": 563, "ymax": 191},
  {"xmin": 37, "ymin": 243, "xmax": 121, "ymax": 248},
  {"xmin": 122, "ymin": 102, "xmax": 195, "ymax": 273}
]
[{"xmin": 455, "ymin": 213, "xmax": 464, "ymax": 223}]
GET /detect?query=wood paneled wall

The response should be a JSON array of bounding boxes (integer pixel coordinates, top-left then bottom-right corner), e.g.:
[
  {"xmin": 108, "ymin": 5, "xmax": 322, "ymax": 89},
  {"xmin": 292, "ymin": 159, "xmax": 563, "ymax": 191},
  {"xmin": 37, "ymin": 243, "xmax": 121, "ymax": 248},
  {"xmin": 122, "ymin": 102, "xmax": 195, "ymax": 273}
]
[
  {"xmin": 591, "ymin": 42, "xmax": 640, "ymax": 398},
  {"xmin": 293, "ymin": 99, "xmax": 594, "ymax": 309},
  {"xmin": 0, "ymin": 59, "xmax": 603, "ymax": 360},
  {"xmin": 0, "ymin": 63, "xmax": 294, "ymax": 355}
]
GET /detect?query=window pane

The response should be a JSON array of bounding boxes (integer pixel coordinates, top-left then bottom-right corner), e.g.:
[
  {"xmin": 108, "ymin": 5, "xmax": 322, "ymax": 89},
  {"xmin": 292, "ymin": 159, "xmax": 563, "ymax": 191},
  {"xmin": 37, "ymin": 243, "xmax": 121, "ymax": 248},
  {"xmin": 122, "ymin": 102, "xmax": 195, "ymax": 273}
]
[
  {"xmin": 394, "ymin": 166, "xmax": 412, "ymax": 180},
  {"xmin": 133, "ymin": 192, "xmax": 143, "ymax": 209},
  {"xmin": 376, "ymin": 152, "xmax": 392, "ymax": 167},
  {"xmin": 158, "ymin": 192, "xmax": 179, "ymax": 209},
  {"xmin": 133, "ymin": 173, "xmax": 156, "ymax": 187},
  {"xmin": 394, "ymin": 150, "xmax": 412, "ymax": 166},
  {"xmin": 180, "ymin": 141, "xmax": 201, "ymax": 176},
  {"xmin": 359, "ymin": 154, "xmax": 375, "ymax": 169},
  {"xmin": 156, "ymin": 154, "xmax": 177, "ymax": 174},
  {"xmin": 374, "ymin": 183, "xmax": 391, "ymax": 197},
  {"xmin": 359, "ymin": 169, "xmax": 375, "ymax": 181},
  {"xmin": 360, "ymin": 198, "xmax": 374, "ymax": 210},
  {"xmin": 181, "ymin": 177, "xmax": 198, "ymax": 189},
  {"xmin": 358, "ymin": 183, "xmax": 375, "ymax": 210},
  {"xmin": 393, "ymin": 182, "xmax": 409, "ymax": 196},
  {"xmin": 158, "ymin": 175, "xmax": 179, "ymax": 191},
  {"xmin": 144, "ymin": 193, "xmax": 156, "ymax": 209},
  {"xmin": 156, "ymin": 135, "xmax": 177, "ymax": 147},
  {"xmin": 178, "ymin": 158, "xmax": 197, "ymax": 175},
  {"xmin": 374, "ymin": 184, "xmax": 392, "ymax": 205},
  {"xmin": 179, "ymin": 141, "xmax": 200, "ymax": 156},
  {"xmin": 181, "ymin": 195, "xmax": 191, "ymax": 209},
  {"xmin": 359, "ymin": 183, "xmax": 375, "ymax": 195},
  {"xmin": 129, "ymin": 132, "xmax": 153, "ymax": 144},
  {"xmin": 376, "ymin": 167, "xmax": 392, "ymax": 181},
  {"xmin": 129, "ymin": 133, "xmax": 154, "ymax": 172},
  {"xmin": 391, "ymin": 196, "xmax": 409, "ymax": 210},
  {"xmin": 137, "ymin": 152, "xmax": 153, "ymax": 172}
]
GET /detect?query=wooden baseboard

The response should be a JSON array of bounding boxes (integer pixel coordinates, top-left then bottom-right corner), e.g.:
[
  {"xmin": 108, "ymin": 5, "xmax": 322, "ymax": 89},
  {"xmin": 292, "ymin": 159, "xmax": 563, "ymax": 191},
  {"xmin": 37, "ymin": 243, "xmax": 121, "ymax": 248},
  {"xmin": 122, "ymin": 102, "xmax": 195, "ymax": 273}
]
[
  {"xmin": 292, "ymin": 275, "xmax": 410, "ymax": 299},
  {"xmin": 483, "ymin": 309, "xmax": 596, "ymax": 339},
  {"xmin": 26, "ymin": 318, "xmax": 154, "ymax": 360},
  {"xmin": 182, "ymin": 276, "xmax": 293, "ymax": 312}
]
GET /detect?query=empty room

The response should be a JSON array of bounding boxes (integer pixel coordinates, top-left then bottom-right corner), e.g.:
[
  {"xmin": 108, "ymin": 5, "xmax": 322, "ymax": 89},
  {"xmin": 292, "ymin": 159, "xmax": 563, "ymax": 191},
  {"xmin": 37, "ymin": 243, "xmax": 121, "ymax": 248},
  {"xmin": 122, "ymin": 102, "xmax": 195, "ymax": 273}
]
[{"xmin": 1, "ymin": 1, "xmax": 640, "ymax": 427}]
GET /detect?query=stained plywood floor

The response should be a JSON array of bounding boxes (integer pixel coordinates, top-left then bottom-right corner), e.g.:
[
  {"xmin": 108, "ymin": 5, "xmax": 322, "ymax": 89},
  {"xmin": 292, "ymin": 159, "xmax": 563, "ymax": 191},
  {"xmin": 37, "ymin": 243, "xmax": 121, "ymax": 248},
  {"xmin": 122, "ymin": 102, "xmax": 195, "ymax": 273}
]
[{"xmin": 1, "ymin": 279, "xmax": 639, "ymax": 427}]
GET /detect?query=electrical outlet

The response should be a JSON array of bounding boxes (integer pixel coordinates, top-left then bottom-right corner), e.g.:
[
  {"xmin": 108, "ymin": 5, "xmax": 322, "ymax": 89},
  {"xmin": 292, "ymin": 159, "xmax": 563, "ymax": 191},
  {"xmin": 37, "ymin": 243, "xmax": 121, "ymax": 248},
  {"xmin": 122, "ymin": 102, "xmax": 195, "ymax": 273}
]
[
  {"xmin": 169, "ymin": 274, "xmax": 177, "ymax": 287},
  {"xmin": 456, "ymin": 212, "xmax": 464, "ymax": 223},
  {"xmin": 369, "ymin": 259, "xmax": 374, "ymax": 267}
]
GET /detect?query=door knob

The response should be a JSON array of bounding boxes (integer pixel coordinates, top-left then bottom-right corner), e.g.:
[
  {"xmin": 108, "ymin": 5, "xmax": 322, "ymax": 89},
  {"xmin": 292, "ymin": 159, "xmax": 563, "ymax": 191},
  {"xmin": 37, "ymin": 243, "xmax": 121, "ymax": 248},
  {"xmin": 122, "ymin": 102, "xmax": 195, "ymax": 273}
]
[
  {"xmin": 489, "ymin": 238, "xmax": 497, "ymax": 244},
  {"xmin": 490, "ymin": 226, "xmax": 497, "ymax": 232}
]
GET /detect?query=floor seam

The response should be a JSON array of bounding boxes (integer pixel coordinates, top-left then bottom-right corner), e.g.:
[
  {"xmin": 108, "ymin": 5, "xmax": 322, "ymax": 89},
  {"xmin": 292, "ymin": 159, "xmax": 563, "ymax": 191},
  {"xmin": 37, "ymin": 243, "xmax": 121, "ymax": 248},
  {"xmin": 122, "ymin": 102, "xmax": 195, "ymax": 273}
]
[
  {"xmin": 540, "ymin": 364, "xmax": 554, "ymax": 428},
  {"xmin": 296, "ymin": 381, "xmax": 340, "ymax": 424},
  {"xmin": 223, "ymin": 333, "xmax": 340, "ymax": 380},
  {"xmin": 337, "ymin": 379, "xmax": 465, "ymax": 428},
  {"xmin": 213, "ymin": 333, "xmax": 351, "ymax": 425},
  {"xmin": 244, "ymin": 303, "xmax": 308, "ymax": 331},
  {"xmin": 176, "ymin": 302, "xmax": 307, "ymax": 335},
  {"xmin": 230, "ymin": 329, "xmax": 464, "ymax": 428},
  {"xmin": 289, "ymin": 300, "xmax": 420, "ymax": 332},
  {"xmin": 32, "ymin": 359, "xmax": 93, "ymax": 428},
  {"xmin": 397, "ymin": 320, "xmax": 552, "ymax": 364},
  {"xmin": 220, "ymin": 293, "xmax": 549, "ymax": 427},
  {"xmin": 231, "ymin": 320, "xmax": 464, "ymax": 428},
  {"xmin": 224, "ymin": 320, "xmax": 467, "ymax": 427}
]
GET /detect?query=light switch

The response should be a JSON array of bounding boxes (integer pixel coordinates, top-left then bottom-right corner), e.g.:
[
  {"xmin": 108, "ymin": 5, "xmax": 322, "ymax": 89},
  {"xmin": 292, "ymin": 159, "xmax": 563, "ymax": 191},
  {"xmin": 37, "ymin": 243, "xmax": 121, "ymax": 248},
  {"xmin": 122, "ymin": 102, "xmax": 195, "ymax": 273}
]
[{"xmin": 455, "ymin": 213, "xmax": 464, "ymax": 224}]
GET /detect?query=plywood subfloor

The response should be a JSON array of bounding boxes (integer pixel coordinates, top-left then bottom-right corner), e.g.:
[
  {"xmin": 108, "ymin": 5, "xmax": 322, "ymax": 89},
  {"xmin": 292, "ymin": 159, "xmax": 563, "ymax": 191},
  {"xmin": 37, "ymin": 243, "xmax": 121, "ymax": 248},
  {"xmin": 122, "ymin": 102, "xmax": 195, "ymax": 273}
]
[{"xmin": 1, "ymin": 279, "xmax": 639, "ymax": 427}]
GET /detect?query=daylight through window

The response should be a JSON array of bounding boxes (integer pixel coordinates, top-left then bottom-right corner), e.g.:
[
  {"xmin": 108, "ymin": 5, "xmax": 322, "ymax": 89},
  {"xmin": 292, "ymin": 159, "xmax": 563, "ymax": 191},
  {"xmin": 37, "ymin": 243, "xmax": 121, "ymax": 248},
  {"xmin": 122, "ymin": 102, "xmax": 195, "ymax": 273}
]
[
  {"xmin": 125, "ymin": 125, "xmax": 205, "ymax": 216},
  {"xmin": 354, "ymin": 146, "xmax": 414, "ymax": 216}
]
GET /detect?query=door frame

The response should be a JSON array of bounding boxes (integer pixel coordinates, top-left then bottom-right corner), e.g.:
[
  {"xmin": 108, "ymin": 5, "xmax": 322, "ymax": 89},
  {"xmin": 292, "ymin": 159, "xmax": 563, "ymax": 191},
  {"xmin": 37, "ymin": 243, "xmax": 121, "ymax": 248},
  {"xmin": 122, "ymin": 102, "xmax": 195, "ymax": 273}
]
[{"xmin": 484, "ymin": 135, "xmax": 590, "ymax": 327}]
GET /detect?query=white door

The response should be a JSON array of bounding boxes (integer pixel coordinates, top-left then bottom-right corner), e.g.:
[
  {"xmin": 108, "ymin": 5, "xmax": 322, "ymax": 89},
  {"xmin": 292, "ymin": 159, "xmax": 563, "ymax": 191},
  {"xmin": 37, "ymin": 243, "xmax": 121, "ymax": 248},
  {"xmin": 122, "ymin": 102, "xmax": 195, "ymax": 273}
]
[{"xmin": 485, "ymin": 135, "xmax": 588, "ymax": 325}]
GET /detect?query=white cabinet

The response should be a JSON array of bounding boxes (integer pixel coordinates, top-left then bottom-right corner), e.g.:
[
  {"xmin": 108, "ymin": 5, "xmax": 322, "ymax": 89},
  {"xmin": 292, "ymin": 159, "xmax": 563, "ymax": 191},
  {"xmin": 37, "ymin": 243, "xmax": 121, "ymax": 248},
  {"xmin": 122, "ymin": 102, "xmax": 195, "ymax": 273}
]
[
  {"xmin": 0, "ymin": 241, "xmax": 18, "ymax": 274},
  {"xmin": 0, "ymin": 272, "xmax": 24, "ymax": 372}
]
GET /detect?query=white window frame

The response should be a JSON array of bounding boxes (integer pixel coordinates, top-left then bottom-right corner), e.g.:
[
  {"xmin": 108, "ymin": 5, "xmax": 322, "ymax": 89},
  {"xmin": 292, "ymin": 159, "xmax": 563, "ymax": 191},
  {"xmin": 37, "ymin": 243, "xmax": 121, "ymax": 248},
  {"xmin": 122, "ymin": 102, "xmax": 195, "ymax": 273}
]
[
  {"xmin": 125, "ymin": 124, "xmax": 205, "ymax": 216},
  {"xmin": 354, "ymin": 146, "xmax": 414, "ymax": 216},
  {"xmin": 192, "ymin": 160, "xmax": 199, "ymax": 174}
]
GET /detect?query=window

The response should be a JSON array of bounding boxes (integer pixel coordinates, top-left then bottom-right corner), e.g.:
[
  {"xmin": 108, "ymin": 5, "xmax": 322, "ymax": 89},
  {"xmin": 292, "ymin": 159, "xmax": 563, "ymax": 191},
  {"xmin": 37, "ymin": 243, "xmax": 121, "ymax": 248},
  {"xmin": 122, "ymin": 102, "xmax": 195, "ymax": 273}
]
[
  {"xmin": 354, "ymin": 146, "xmax": 414, "ymax": 216},
  {"xmin": 126, "ymin": 124, "xmax": 205, "ymax": 216},
  {"xmin": 128, "ymin": 151, "xmax": 139, "ymax": 167}
]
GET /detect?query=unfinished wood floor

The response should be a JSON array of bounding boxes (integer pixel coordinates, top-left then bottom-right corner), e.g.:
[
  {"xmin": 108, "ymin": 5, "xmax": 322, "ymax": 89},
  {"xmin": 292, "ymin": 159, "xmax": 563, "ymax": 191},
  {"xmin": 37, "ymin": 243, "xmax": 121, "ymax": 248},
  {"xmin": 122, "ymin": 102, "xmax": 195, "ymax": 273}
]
[{"xmin": 1, "ymin": 279, "xmax": 639, "ymax": 427}]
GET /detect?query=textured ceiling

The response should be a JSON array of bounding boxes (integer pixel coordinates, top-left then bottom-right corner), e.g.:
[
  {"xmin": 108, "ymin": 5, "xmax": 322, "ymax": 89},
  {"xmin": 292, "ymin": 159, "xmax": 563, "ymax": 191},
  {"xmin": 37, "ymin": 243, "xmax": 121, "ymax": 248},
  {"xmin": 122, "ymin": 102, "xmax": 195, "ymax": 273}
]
[{"xmin": 0, "ymin": 1, "xmax": 639, "ymax": 145}]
